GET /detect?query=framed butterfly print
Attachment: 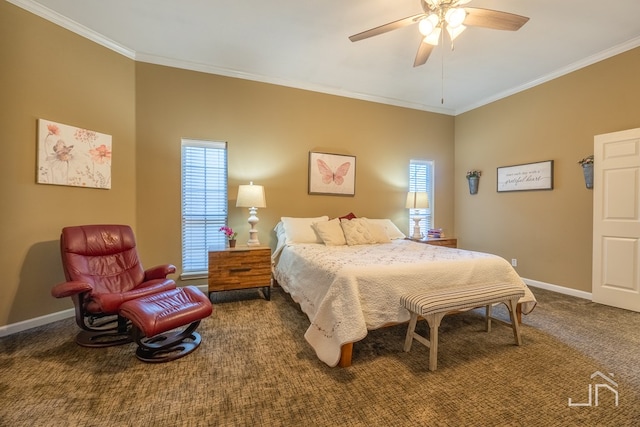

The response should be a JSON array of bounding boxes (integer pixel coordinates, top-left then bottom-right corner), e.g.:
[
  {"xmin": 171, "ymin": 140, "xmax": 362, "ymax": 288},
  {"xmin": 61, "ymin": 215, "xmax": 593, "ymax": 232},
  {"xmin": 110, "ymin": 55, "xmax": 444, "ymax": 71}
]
[{"xmin": 308, "ymin": 152, "xmax": 356, "ymax": 196}]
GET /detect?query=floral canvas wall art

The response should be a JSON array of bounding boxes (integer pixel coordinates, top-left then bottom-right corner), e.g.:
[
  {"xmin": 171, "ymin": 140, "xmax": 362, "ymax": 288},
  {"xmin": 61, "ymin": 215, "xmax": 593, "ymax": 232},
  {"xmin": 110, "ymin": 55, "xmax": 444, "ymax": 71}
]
[{"xmin": 37, "ymin": 119, "xmax": 112, "ymax": 189}]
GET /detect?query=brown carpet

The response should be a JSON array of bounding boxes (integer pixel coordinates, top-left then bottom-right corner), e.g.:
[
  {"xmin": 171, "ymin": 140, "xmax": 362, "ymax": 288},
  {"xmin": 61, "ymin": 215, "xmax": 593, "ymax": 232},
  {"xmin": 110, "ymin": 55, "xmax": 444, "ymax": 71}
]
[{"xmin": 0, "ymin": 287, "xmax": 638, "ymax": 426}]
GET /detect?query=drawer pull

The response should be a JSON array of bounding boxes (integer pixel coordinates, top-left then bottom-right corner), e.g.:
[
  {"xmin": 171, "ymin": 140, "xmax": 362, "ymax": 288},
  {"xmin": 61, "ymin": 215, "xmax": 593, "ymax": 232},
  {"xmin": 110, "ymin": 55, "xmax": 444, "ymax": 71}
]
[{"xmin": 230, "ymin": 267, "xmax": 252, "ymax": 273}]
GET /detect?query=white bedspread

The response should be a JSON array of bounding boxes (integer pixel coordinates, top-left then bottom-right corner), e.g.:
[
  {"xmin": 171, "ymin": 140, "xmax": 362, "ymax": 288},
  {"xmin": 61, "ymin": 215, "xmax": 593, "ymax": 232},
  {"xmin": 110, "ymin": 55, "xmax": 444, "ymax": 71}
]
[{"xmin": 273, "ymin": 239, "xmax": 537, "ymax": 367}]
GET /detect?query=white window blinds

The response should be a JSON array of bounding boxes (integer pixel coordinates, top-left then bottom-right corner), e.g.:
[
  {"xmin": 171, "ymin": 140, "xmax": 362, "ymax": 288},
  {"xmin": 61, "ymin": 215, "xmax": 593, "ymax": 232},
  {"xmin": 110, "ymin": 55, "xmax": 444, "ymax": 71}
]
[
  {"xmin": 409, "ymin": 159, "xmax": 434, "ymax": 235},
  {"xmin": 181, "ymin": 139, "xmax": 228, "ymax": 276}
]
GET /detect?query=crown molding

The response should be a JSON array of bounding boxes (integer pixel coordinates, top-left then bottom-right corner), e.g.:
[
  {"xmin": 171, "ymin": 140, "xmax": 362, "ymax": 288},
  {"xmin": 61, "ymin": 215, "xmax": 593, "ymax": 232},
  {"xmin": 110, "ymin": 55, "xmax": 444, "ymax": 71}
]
[
  {"xmin": 7, "ymin": 0, "xmax": 135, "ymax": 59},
  {"xmin": 135, "ymin": 52, "xmax": 456, "ymax": 116},
  {"xmin": 456, "ymin": 35, "xmax": 640, "ymax": 115}
]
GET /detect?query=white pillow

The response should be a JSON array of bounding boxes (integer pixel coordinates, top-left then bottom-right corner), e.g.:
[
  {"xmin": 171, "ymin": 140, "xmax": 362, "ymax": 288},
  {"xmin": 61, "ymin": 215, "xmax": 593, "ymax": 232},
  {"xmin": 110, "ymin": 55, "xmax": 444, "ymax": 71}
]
[
  {"xmin": 281, "ymin": 216, "xmax": 329, "ymax": 244},
  {"xmin": 365, "ymin": 218, "xmax": 406, "ymax": 240},
  {"xmin": 340, "ymin": 218, "xmax": 377, "ymax": 245},
  {"xmin": 312, "ymin": 218, "xmax": 347, "ymax": 246},
  {"xmin": 365, "ymin": 219, "xmax": 391, "ymax": 243},
  {"xmin": 274, "ymin": 221, "xmax": 285, "ymax": 239}
]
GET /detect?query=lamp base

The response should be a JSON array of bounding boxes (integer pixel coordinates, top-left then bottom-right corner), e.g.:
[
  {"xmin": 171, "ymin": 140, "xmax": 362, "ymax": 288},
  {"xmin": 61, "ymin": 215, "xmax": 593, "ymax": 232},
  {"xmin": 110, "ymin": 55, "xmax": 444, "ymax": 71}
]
[
  {"xmin": 411, "ymin": 217, "xmax": 422, "ymax": 240},
  {"xmin": 247, "ymin": 229, "xmax": 260, "ymax": 246},
  {"xmin": 246, "ymin": 208, "xmax": 261, "ymax": 246}
]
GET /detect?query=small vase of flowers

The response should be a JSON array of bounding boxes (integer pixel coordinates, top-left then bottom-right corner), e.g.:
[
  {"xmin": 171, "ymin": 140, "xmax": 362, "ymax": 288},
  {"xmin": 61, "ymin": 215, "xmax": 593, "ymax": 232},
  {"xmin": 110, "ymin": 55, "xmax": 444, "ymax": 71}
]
[
  {"xmin": 466, "ymin": 170, "xmax": 481, "ymax": 195},
  {"xmin": 219, "ymin": 226, "xmax": 238, "ymax": 248}
]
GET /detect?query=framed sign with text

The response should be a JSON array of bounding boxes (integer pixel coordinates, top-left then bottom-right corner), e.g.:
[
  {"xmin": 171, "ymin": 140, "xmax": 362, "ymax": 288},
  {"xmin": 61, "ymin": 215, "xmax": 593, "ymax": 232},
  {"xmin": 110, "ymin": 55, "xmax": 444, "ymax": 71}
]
[{"xmin": 497, "ymin": 160, "xmax": 553, "ymax": 192}]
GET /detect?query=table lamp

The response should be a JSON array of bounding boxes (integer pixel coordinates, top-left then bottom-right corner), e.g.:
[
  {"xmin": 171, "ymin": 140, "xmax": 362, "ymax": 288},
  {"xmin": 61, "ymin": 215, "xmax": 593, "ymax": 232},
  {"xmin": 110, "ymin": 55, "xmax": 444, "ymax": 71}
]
[
  {"xmin": 236, "ymin": 182, "xmax": 266, "ymax": 246},
  {"xmin": 406, "ymin": 191, "xmax": 429, "ymax": 240}
]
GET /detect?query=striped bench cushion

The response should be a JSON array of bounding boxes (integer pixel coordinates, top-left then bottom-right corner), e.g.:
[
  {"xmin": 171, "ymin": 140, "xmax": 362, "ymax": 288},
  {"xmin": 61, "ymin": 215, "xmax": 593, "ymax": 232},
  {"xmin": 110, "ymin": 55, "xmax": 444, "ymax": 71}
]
[{"xmin": 400, "ymin": 283, "xmax": 525, "ymax": 316}]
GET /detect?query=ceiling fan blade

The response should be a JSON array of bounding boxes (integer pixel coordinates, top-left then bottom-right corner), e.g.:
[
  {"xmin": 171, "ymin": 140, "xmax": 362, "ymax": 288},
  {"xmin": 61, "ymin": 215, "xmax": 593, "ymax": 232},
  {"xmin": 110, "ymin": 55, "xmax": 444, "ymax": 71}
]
[
  {"xmin": 463, "ymin": 7, "xmax": 529, "ymax": 31},
  {"xmin": 349, "ymin": 13, "xmax": 425, "ymax": 42},
  {"xmin": 413, "ymin": 41, "xmax": 434, "ymax": 67}
]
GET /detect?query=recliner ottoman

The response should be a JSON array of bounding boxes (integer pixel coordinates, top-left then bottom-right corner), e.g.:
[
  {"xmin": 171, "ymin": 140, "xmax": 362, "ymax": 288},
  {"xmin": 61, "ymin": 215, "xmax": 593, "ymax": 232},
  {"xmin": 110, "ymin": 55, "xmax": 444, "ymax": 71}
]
[{"xmin": 119, "ymin": 286, "xmax": 213, "ymax": 363}]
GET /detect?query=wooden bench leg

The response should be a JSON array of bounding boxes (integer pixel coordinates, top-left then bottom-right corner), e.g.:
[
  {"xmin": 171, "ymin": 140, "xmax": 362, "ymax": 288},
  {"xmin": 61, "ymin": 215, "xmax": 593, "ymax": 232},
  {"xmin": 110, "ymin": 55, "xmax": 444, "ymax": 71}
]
[
  {"xmin": 424, "ymin": 312, "xmax": 447, "ymax": 371},
  {"xmin": 485, "ymin": 304, "xmax": 492, "ymax": 332},
  {"xmin": 403, "ymin": 313, "xmax": 419, "ymax": 352},
  {"xmin": 404, "ymin": 312, "xmax": 446, "ymax": 371},
  {"xmin": 426, "ymin": 314, "xmax": 439, "ymax": 371},
  {"xmin": 506, "ymin": 298, "xmax": 522, "ymax": 346}
]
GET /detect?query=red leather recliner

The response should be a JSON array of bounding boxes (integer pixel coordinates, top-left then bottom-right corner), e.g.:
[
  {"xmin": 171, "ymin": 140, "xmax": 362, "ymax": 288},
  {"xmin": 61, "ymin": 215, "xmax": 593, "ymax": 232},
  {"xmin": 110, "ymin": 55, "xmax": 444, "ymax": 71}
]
[{"xmin": 51, "ymin": 224, "xmax": 177, "ymax": 347}]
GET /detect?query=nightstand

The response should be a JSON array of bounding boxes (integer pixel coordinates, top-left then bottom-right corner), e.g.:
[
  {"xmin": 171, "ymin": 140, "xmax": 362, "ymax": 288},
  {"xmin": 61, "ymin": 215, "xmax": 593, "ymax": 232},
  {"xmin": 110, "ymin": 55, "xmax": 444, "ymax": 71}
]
[
  {"xmin": 208, "ymin": 246, "xmax": 272, "ymax": 300},
  {"xmin": 409, "ymin": 237, "xmax": 457, "ymax": 248}
]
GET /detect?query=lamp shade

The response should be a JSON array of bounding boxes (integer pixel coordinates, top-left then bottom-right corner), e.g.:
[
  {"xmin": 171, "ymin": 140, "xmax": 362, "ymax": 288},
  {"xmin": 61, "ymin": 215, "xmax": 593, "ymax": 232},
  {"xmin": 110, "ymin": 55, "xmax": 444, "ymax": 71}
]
[
  {"xmin": 406, "ymin": 192, "xmax": 429, "ymax": 209},
  {"xmin": 236, "ymin": 182, "xmax": 266, "ymax": 208}
]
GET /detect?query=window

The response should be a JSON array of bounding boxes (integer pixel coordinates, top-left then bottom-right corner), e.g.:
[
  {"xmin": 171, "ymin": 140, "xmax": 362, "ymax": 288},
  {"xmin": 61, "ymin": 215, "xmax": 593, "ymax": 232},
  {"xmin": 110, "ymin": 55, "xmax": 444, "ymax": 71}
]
[
  {"xmin": 181, "ymin": 139, "xmax": 228, "ymax": 277},
  {"xmin": 409, "ymin": 159, "xmax": 434, "ymax": 235}
]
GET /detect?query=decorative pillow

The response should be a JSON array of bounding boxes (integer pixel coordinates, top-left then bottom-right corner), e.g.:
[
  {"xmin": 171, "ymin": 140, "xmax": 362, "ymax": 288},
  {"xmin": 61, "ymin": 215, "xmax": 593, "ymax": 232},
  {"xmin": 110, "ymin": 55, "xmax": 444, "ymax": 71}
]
[
  {"xmin": 338, "ymin": 212, "xmax": 357, "ymax": 221},
  {"xmin": 281, "ymin": 216, "xmax": 329, "ymax": 244},
  {"xmin": 365, "ymin": 218, "xmax": 406, "ymax": 240},
  {"xmin": 312, "ymin": 218, "xmax": 347, "ymax": 246},
  {"xmin": 340, "ymin": 218, "xmax": 377, "ymax": 246},
  {"xmin": 366, "ymin": 219, "xmax": 391, "ymax": 243}
]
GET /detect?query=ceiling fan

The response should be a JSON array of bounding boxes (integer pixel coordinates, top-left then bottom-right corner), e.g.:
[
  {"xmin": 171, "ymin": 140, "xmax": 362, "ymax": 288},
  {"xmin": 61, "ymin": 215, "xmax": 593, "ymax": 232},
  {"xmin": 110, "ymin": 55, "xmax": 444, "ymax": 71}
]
[{"xmin": 349, "ymin": 0, "xmax": 529, "ymax": 67}]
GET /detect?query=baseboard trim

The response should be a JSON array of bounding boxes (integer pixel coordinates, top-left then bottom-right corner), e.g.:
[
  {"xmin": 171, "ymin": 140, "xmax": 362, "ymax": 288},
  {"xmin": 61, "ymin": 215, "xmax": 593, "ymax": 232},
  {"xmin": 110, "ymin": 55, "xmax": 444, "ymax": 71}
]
[
  {"xmin": 0, "ymin": 285, "xmax": 210, "ymax": 338},
  {"xmin": 523, "ymin": 278, "xmax": 592, "ymax": 300},
  {"xmin": 0, "ymin": 308, "xmax": 75, "ymax": 337}
]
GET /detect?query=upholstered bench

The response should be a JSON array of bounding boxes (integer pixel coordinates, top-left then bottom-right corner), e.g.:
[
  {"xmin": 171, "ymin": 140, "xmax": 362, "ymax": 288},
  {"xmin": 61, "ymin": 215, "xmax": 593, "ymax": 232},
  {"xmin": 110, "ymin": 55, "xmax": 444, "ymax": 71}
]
[
  {"xmin": 400, "ymin": 284, "xmax": 525, "ymax": 371},
  {"xmin": 119, "ymin": 286, "xmax": 213, "ymax": 363}
]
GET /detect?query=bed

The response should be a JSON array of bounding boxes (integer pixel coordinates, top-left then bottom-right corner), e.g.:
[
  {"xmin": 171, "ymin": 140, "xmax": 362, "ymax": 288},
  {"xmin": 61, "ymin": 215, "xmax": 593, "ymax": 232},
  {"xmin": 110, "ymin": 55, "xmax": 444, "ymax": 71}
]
[{"xmin": 272, "ymin": 216, "xmax": 537, "ymax": 367}]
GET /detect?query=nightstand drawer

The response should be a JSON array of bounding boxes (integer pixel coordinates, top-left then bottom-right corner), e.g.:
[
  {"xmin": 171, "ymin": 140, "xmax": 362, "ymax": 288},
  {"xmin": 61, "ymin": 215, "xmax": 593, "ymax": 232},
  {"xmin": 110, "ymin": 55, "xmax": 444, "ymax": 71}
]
[
  {"xmin": 409, "ymin": 237, "xmax": 457, "ymax": 248},
  {"xmin": 208, "ymin": 247, "xmax": 271, "ymax": 292},
  {"xmin": 423, "ymin": 238, "xmax": 457, "ymax": 248}
]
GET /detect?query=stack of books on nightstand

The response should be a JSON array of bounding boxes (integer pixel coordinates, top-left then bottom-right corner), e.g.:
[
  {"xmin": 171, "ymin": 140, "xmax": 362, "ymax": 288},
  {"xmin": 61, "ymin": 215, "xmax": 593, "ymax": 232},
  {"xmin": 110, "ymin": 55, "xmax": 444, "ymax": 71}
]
[{"xmin": 427, "ymin": 228, "xmax": 444, "ymax": 238}]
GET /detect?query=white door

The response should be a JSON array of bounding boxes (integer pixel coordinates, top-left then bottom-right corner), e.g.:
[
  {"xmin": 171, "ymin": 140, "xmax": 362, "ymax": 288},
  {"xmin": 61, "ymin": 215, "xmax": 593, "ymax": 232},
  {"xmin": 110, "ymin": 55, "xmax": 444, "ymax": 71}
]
[{"xmin": 593, "ymin": 127, "xmax": 640, "ymax": 312}]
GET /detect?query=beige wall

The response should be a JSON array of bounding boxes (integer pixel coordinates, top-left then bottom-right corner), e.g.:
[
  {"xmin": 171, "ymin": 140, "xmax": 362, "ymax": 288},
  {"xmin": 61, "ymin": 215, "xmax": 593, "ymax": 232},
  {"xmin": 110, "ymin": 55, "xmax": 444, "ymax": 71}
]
[
  {"xmin": 134, "ymin": 63, "xmax": 455, "ymax": 288},
  {"xmin": 1, "ymin": 2, "xmax": 136, "ymax": 325},
  {"xmin": 455, "ymin": 47, "xmax": 640, "ymax": 292}
]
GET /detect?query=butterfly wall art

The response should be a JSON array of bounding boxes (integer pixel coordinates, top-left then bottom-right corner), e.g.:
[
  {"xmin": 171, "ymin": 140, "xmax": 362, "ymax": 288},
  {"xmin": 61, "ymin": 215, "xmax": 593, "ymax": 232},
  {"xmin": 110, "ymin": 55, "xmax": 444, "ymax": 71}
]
[{"xmin": 308, "ymin": 152, "xmax": 356, "ymax": 196}]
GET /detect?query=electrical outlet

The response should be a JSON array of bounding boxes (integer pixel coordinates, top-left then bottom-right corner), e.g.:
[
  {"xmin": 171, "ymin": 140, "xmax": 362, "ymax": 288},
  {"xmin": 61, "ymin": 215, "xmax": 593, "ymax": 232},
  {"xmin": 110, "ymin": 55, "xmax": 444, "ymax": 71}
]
[{"xmin": 511, "ymin": 259, "xmax": 518, "ymax": 267}]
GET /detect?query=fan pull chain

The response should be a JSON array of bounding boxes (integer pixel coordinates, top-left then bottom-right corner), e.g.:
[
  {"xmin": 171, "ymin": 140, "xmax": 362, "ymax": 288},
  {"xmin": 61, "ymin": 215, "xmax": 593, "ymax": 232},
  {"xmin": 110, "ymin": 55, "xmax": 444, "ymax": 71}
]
[
  {"xmin": 441, "ymin": 28, "xmax": 445, "ymax": 104},
  {"xmin": 441, "ymin": 54, "xmax": 444, "ymax": 104}
]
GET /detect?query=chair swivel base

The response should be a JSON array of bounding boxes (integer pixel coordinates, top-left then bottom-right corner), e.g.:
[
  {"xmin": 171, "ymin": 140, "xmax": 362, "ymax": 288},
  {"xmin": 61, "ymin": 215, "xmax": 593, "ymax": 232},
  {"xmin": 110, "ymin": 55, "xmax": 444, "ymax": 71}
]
[
  {"xmin": 132, "ymin": 321, "xmax": 202, "ymax": 363},
  {"xmin": 76, "ymin": 315, "xmax": 133, "ymax": 348},
  {"xmin": 76, "ymin": 329, "xmax": 133, "ymax": 348}
]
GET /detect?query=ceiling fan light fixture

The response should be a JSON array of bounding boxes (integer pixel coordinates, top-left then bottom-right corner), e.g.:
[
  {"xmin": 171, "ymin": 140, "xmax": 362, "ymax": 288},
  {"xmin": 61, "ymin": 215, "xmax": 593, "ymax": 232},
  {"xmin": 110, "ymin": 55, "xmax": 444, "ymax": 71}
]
[
  {"xmin": 446, "ymin": 23, "xmax": 466, "ymax": 41},
  {"xmin": 348, "ymin": 0, "xmax": 530, "ymax": 68},
  {"xmin": 418, "ymin": 18, "xmax": 434, "ymax": 36},
  {"xmin": 424, "ymin": 26, "xmax": 441, "ymax": 45},
  {"xmin": 445, "ymin": 7, "xmax": 466, "ymax": 28}
]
